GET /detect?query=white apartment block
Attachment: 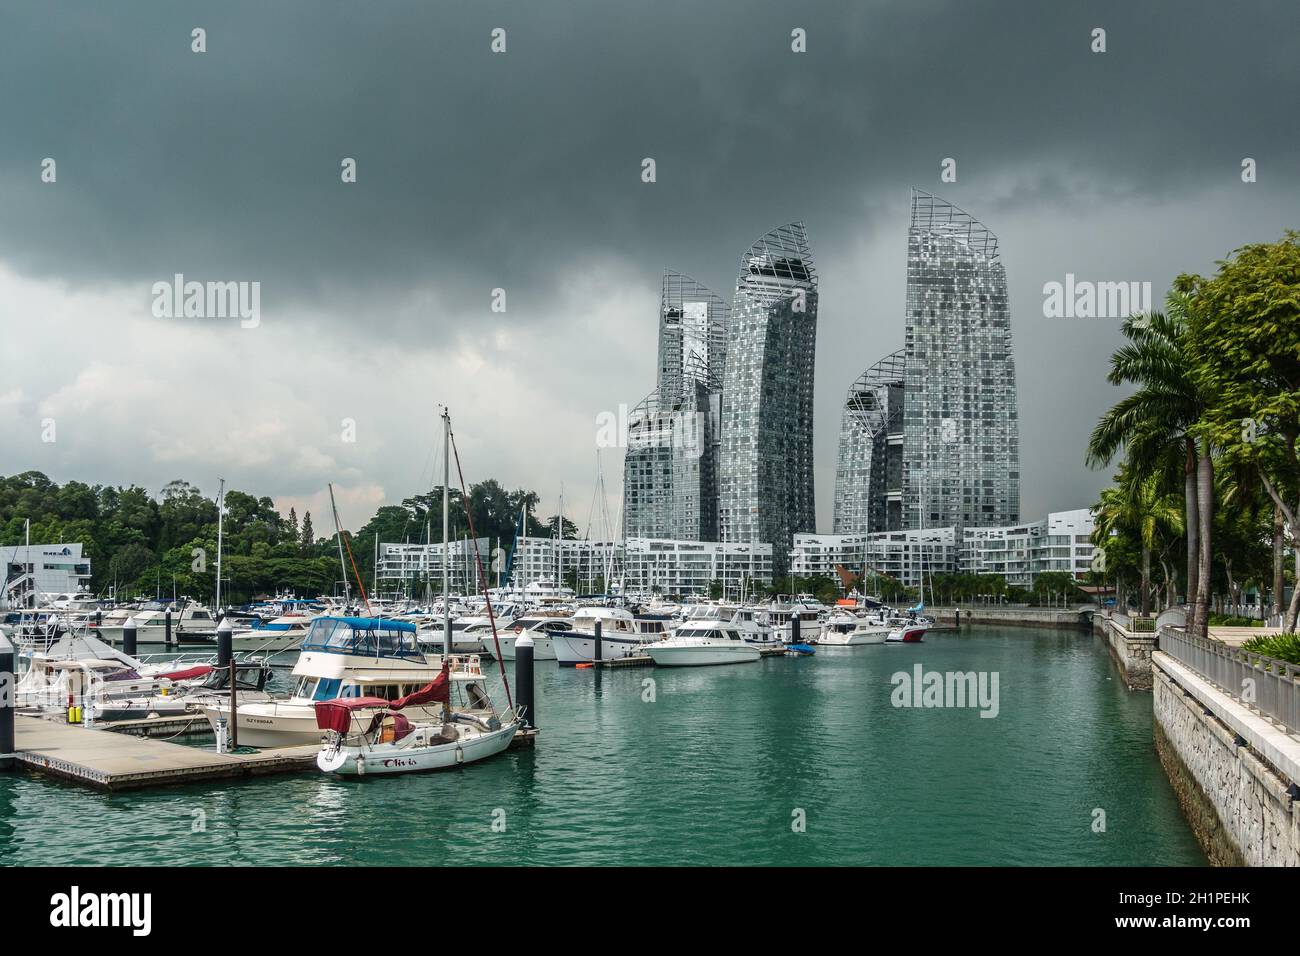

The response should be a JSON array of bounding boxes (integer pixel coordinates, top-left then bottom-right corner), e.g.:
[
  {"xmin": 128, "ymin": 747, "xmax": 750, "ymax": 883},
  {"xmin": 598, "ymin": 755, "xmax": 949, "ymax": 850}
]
[
  {"xmin": 377, "ymin": 538, "xmax": 491, "ymax": 594},
  {"xmin": 623, "ymin": 537, "xmax": 772, "ymax": 599},
  {"xmin": 791, "ymin": 527, "xmax": 957, "ymax": 589},
  {"xmin": 962, "ymin": 509, "xmax": 1096, "ymax": 586},
  {"xmin": 791, "ymin": 508, "xmax": 1095, "ymax": 591}
]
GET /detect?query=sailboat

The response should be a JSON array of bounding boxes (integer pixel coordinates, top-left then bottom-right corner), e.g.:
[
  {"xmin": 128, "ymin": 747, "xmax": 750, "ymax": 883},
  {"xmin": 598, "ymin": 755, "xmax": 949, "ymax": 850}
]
[{"xmin": 315, "ymin": 407, "xmax": 521, "ymax": 775}]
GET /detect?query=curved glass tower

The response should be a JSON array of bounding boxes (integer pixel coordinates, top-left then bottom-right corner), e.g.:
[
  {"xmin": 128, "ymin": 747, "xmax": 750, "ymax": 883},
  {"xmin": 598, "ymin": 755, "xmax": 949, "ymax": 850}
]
[
  {"xmin": 718, "ymin": 222, "xmax": 819, "ymax": 578},
  {"xmin": 902, "ymin": 189, "xmax": 1019, "ymax": 530},
  {"xmin": 623, "ymin": 272, "xmax": 728, "ymax": 541},
  {"xmin": 833, "ymin": 349, "xmax": 906, "ymax": 534}
]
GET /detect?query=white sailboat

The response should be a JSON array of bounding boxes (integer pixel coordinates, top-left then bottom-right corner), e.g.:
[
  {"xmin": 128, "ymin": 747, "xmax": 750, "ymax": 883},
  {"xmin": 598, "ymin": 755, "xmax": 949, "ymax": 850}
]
[{"xmin": 315, "ymin": 407, "xmax": 520, "ymax": 776}]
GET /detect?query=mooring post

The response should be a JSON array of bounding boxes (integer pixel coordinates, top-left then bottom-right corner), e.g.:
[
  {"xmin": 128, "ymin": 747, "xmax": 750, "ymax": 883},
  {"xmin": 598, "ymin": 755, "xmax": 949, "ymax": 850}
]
[
  {"xmin": 593, "ymin": 619, "xmax": 602, "ymax": 663},
  {"xmin": 955, "ymin": 608, "xmax": 961, "ymax": 628},
  {"xmin": 0, "ymin": 630, "xmax": 14, "ymax": 771},
  {"xmin": 123, "ymin": 617, "xmax": 137, "ymax": 657},
  {"xmin": 516, "ymin": 632, "xmax": 535, "ymax": 729},
  {"xmin": 216, "ymin": 616, "xmax": 233, "ymax": 669},
  {"xmin": 94, "ymin": 609, "xmax": 101, "ymax": 631},
  {"xmin": 229, "ymin": 658, "xmax": 238, "ymax": 750},
  {"xmin": 165, "ymin": 608, "xmax": 173, "ymax": 646},
  {"xmin": 791, "ymin": 613, "xmax": 801, "ymax": 646}
]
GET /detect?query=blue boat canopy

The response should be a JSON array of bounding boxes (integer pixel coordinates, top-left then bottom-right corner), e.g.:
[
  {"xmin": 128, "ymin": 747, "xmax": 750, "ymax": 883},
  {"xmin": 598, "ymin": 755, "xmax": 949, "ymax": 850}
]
[{"xmin": 324, "ymin": 616, "xmax": 416, "ymax": 633}]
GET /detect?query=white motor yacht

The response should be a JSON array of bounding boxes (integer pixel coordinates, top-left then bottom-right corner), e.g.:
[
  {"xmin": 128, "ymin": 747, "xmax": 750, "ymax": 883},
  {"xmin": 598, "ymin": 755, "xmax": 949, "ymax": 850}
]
[
  {"xmin": 644, "ymin": 619, "xmax": 762, "ymax": 667},
  {"xmin": 488, "ymin": 613, "xmax": 572, "ymax": 660},
  {"xmin": 549, "ymin": 607, "xmax": 667, "ymax": 665},
  {"xmin": 818, "ymin": 609, "xmax": 889, "ymax": 646}
]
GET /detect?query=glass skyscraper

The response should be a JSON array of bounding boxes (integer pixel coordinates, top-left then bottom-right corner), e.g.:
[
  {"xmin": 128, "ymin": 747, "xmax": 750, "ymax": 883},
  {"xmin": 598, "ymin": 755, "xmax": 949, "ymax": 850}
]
[
  {"xmin": 901, "ymin": 189, "xmax": 1019, "ymax": 530},
  {"xmin": 718, "ymin": 222, "xmax": 819, "ymax": 578},
  {"xmin": 833, "ymin": 349, "xmax": 906, "ymax": 534},
  {"xmin": 623, "ymin": 272, "xmax": 728, "ymax": 541}
]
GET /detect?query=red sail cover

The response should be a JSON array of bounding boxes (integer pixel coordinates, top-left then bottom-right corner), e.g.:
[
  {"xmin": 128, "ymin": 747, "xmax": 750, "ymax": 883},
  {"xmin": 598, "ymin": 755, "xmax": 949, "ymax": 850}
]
[
  {"xmin": 314, "ymin": 696, "xmax": 392, "ymax": 733},
  {"xmin": 156, "ymin": 664, "xmax": 214, "ymax": 681},
  {"xmin": 390, "ymin": 667, "xmax": 449, "ymax": 710}
]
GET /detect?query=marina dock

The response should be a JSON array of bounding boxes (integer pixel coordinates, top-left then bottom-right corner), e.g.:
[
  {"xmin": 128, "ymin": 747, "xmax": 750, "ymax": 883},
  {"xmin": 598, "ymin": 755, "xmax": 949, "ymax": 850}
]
[
  {"xmin": 14, "ymin": 715, "xmax": 318, "ymax": 790},
  {"xmin": 13, "ymin": 715, "xmax": 539, "ymax": 791}
]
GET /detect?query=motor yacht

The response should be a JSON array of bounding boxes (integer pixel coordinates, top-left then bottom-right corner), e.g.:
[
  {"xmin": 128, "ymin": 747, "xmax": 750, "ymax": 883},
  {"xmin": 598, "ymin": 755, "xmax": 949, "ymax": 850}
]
[{"xmin": 644, "ymin": 619, "xmax": 762, "ymax": 667}]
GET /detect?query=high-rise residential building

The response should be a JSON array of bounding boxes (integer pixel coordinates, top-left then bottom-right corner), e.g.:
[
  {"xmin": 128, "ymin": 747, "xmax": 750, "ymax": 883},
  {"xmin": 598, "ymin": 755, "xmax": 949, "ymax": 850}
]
[
  {"xmin": 718, "ymin": 222, "xmax": 819, "ymax": 578},
  {"xmin": 901, "ymin": 189, "xmax": 1019, "ymax": 531},
  {"xmin": 833, "ymin": 349, "xmax": 906, "ymax": 535},
  {"xmin": 623, "ymin": 273, "xmax": 728, "ymax": 541}
]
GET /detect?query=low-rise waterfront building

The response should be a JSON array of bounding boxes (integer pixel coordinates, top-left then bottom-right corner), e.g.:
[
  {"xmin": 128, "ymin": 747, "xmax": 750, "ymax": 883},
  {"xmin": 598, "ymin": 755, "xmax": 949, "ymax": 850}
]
[
  {"xmin": 791, "ymin": 508, "xmax": 1095, "ymax": 592},
  {"xmin": 1, "ymin": 542, "xmax": 92, "ymax": 607},
  {"xmin": 623, "ymin": 537, "xmax": 772, "ymax": 599},
  {"xmin": 377, "ymin": 538, "xmax": 491, "ymax": 595}
]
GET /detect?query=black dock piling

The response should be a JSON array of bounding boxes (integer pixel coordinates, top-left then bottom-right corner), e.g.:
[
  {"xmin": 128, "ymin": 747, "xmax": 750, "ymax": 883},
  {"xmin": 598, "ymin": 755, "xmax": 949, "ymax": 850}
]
[
  {"xmin": 217, "ymin": 617, "xmax": 233, "ymax": 669},
  {"xmin": 516, "ymin": 633, "xmax": 535, "ymax": 729},
  {"xmin": 0, "ymin": 631, "xmax": 14, "ymax": 771},
  {"xmin": 593, "ymin": 619, "xmax": 602, "ymax": 663},
  {"xmin": 123, "ymin": 617, "xmax": 137, "ymax": 657}
]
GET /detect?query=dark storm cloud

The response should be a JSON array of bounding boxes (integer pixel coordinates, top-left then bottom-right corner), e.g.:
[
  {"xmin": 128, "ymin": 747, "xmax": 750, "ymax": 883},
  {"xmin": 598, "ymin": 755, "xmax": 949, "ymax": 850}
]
[
  {"xmin": 2, "ymin": 0, "xmax": 1299, "ymax": 525},
  {"xmin": 3, "ymin": 0, "xmax": 1298, "ymax": 323}
]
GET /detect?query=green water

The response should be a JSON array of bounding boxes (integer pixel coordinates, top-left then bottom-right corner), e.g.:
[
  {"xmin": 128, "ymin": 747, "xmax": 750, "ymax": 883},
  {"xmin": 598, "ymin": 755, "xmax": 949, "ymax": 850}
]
[{"xmin": 0, "ymin": 627, "xmax": 1204, "ymax": 866}]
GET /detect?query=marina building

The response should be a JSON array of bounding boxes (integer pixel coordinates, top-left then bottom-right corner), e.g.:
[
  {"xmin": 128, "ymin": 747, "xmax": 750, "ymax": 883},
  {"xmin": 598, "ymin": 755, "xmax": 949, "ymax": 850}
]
[
  {"xmin": 718, "ymin": 222, "xmax": 819, "ymax": 578},
  {"xmin": 623, "ymin": 537, "xmax": 772, "ymax": 599},
  {"xmin": 1, "ymin": 542, "xmax": 93, "ymax": 606},
  {"xmin": 900, "ymin": 189, "xmax": 1020, "ymax": 531}
]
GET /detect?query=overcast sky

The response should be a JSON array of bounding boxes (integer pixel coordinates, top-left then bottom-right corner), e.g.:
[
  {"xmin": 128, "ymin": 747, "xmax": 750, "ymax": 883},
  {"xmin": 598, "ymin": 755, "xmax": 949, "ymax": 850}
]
[{"xmin": 2, "ymin": 1, "xmax": 1298, "ymax": 534}]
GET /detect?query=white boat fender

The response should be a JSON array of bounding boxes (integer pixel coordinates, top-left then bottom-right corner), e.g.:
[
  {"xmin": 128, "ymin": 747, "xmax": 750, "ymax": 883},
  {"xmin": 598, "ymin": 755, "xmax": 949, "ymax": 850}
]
[
  {"xmin": 355, "ymin": 754, "xmax": 366, "ymax": 776},
  {"xmin": 455, "ymin": 745, "xmax": 464, "ymax": 765}
]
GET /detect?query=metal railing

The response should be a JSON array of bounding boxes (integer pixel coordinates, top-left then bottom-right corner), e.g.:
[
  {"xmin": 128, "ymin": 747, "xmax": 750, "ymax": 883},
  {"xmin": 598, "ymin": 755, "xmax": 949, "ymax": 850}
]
[{"xmin": 1159, "ymin": 626, "xmax": 1300, "ymax": 736}]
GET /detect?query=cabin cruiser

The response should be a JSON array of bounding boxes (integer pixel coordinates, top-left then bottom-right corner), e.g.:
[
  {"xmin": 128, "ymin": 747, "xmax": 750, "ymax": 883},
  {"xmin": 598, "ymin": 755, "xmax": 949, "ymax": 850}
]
[
  {"xmin": 416, "ymin": 605, "xmax": 519, "ymax": 654},
  {"xmin": 886, "ymin": 615, "xmax": 929, "ymax": 643},
  {"xmin": 763, "ymin": 599, "xmax": 825, "ymax": 643},
  {"xmin": 818, "ymin": 609, "xmax": 889, "ymax": 646},
  {"xmin": 200, "ymin": 616, "xmax": 446, "ymax": 748},
  {"xmin": 522, "ymin": 576, "xmax": 576, "ymax": 606},
  {"xmin": 681, "ymin": 603, "xmax": 780, "ymax": 647},
  {"xmin": 315, "ymin": 654, "xmax": 520, "ymax": 775},
  {"xmin": 645, "ymin": 619, "xmax": 762, "ymax": 667},
  {"xmin": 96, "ymin": 602, "xmax": 218, "ymax": 644},
  {"xmin": 549, "ymin": 607, "xmax": 669, "ymax": 665},
  {"xmin": 488, "ymin": 613, "xmax": 573, "ymax": 660}
]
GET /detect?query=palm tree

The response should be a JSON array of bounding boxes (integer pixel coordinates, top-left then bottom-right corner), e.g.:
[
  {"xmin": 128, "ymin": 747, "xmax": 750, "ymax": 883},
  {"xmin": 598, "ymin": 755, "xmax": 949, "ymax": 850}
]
[{"xmin": 1087, "ymin": 292, "xmax": 1211, "ymax": 632}]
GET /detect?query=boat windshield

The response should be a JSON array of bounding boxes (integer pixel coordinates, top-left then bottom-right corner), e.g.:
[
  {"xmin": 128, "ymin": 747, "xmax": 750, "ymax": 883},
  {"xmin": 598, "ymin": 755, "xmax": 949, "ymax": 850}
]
[{"xmin": 301, "ymin": 617, "xmax": 422, "ymax": 658}]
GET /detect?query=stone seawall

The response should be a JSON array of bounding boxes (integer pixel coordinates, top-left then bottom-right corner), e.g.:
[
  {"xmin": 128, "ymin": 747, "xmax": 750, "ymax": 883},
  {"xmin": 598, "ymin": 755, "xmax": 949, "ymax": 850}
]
[
  {"xmin": 928, "ymin": 607, "xmax": 1092, "ymax": 630},
  {"xmin": 1095, "ymin": 615, "xmax": 1155, "ymax": 689},
  {"xmin": 1152, "ymin": 654, "xmax": 1299, "ymax": 866}
]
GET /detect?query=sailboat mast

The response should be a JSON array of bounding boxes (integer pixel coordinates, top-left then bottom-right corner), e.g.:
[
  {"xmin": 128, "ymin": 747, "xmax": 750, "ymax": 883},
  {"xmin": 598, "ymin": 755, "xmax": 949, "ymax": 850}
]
[
  {"xmin": 442, "ymin": 408, "xmax": 451, "ymax": 660},
  {"xmin": 215, "ymin": 478, "xmax": 225, "ymax": 614},
  {"xmin": 328, "ymin": 483, "xmax": 351, "ymax": 606}
]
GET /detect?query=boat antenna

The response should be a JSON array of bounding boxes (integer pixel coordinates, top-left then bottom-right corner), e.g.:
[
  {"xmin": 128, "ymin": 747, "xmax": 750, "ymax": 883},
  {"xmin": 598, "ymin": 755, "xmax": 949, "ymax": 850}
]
[{"xmin": 447, "ymin": 413, "xmax": 514, "ymax": 711}]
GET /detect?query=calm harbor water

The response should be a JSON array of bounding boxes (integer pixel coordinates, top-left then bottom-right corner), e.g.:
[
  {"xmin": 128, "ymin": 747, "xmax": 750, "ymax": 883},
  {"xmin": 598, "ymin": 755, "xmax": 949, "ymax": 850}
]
[{"xmin": 0, "ymin": 626, "xmax": 1203, "ymax": 866}]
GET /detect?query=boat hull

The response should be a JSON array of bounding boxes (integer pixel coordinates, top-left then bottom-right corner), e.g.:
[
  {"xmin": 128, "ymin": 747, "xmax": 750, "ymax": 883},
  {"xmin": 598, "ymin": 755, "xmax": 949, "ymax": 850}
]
[
  {"xmin": 200, "ymin": 701, "xmax": 446, "ymax": 748},
  {"xmin": 490, "ymin": 632, "xmax": 557, "ymax": 661},
  {"xmin": 551, "ymin": 632, "xmax": 656, "ymax": 666},
  {"xmin": 818, "ymin": 629, "xmax": 888, "ymax": 646},
  {"xmin": 645, "ymin": 643, "xmax": 760, "ymax": 666},
  {"xmin": 318, "ymin": 722, "xmax": 519, "ymax": 775}
]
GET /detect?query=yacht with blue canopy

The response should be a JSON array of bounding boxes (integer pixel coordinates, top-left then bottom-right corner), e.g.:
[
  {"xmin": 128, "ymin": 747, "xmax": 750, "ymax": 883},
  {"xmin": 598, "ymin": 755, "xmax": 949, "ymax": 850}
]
[{"xmin": 199, "ymin": 616, "xmax": 446, "ymax": 747}]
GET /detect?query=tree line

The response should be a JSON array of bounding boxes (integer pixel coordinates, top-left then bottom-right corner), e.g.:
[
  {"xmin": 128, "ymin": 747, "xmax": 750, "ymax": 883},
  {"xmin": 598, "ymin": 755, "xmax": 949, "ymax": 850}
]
[
  {"xmin": 1086, "ymin": 231, "xmax": 1300, "ymax": 636},
  {"xmin": 0, "ymin": 471, "xmax": 577, "ymax": 605}
]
